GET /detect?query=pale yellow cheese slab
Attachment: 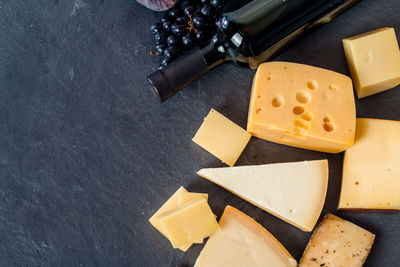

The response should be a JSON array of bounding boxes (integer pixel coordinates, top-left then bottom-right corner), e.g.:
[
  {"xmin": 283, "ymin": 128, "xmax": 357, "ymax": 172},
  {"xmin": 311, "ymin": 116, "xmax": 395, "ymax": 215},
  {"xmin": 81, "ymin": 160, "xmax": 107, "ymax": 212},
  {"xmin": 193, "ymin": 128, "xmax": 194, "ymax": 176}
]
[
  {"xmin": 338, "ymin": 118, "xmax": 400, "ymax": 212},
  {"xmin": 247, "ymin": 62, "xmax": 355, "ymax": 153},
  {"xmin": 148, "ymin": 187, "xmax": 207, "ymax": 251},
  {"xmin": 299, "ymin": 213, "xmax": 374, "ymax": 267},
  {"xmin": 343, "ymin": 27, "xmax": 400, "ymax": 98},
  {"xmin": 157, "ymin": 197, "xmax": 219, "ymax": 248},
  {"xmin": 194, "ymin": 205, "xmax": 297, "ymax": 267},
  {"xmin": 198, "ymin": 160, "xmax": 328, "ymax": 232},
  {"xmin": 193, "ymin": 109, "xmax": 251, "ymax": 166}
]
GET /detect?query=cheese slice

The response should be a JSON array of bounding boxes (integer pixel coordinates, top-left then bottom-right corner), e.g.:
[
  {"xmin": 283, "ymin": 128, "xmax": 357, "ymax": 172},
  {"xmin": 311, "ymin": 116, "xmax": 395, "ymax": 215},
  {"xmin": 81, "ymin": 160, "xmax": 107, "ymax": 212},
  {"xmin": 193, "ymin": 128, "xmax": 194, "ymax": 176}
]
[
  {"xmin": 149, "ymin": 187, "xmax": 206, "ymax": 251},
  {"xmin": 338, "ymin": 118, "xmax": 400, "ymax": 212},
  {"xmin": 193, "ymin": 109, "xmax": 251, "ymax": 166},
  {"xmin": 343, "ymin": 27, "xmax": 400, "ymax": 98},
  {"xmin": 177, "ymin": 191, "xmax": 208, "ymax": 206},
  {"xmin": 194, "ymin": 205, "xmax": 297, "ymax": 267},
  {"xmin": 157, "ymin": 197, "xmax": 219, "ymax": 248},
  {"xmin": 247, "ymin": 62, "xmax": 355, "ymax": 153},
  {"xmin": 299, "ymin": 213, "xmax": 375, "ymax": 267},
  {"xmin": 197, "ymin": 160, "xmax": 328, "ymax": 231}
]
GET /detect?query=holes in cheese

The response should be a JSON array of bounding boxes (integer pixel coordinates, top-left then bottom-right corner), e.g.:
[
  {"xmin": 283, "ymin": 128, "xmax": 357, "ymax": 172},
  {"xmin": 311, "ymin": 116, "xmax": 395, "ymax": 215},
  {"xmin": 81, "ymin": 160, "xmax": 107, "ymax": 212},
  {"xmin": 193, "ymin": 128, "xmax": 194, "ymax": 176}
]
[
  {"xmin": 247, "ymin": 62, "xmax": 355, "ymax": 153},
  {"xmin": 343, "ymin": 27, "xmax": 400, "ymax": 98},
  {"xmin": 299, "ymin": 213, "xmax": 375, "ymax": 267},
  {"xmin": 194, "ymin": 206, "xmax": 297, "ymax": 267},
  {"xmin": 192, "ymin": 109, "xmax": 251, "ymax": 167},
  {"xmin": 272, "ymin": 96, "xmax": 284, "ymax": 107},
  {"xmin": 197, "ymin": 160, "xmax": 329, "ymax": 232},
  {"xmin": 149, "ymin": 187, "xmax": 210, "ymax": 251},
  {"xmin": 338, "ymin": 118, "xmax": 400, "ymax": 212}
]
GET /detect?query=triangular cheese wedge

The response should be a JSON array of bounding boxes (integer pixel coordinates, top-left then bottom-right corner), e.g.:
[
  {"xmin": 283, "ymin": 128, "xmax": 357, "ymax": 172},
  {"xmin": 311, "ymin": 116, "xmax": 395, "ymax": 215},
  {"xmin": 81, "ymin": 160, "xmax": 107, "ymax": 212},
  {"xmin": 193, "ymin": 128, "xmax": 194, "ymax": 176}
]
[
  {"xmin": 197, "ymin": 160, "xmax": 329, "ymax": 231},
  {"xmin": 194, "ymin": 206, "xmax": 297, "ymax": 267}
]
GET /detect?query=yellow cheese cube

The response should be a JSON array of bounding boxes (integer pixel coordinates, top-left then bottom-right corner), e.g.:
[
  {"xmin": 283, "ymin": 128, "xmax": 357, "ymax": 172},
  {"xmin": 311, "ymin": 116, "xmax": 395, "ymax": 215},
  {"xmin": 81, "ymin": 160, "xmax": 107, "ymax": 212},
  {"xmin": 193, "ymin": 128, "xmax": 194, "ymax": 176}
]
[
  {"xmin": 157, "ymin": 197, "xmax": 219, "ymax": 248},
  {"xmin": 148, "ymin": 187, "xmax": 206, "ymax": 251},
  {"xmin": 338, "ymin": 118, "xmax": 400, "ymax": 212},
  {"xmin": 193, "ymin": 109, "xmax": 251, "ymax": 166},
  {"xmin": 343, "ymin": 28, "xmax": 400, "ymax": 98},
  {"xmin": 195, "ymin": 206, "xmax": 297, "ymax": 267},
  {"xmin": 247, "ymin": 62, "xmax": 356, "ymax": 153},
  {"xmin": 299, "ymin": 213, "xmax": 374, "ymax": 267}
]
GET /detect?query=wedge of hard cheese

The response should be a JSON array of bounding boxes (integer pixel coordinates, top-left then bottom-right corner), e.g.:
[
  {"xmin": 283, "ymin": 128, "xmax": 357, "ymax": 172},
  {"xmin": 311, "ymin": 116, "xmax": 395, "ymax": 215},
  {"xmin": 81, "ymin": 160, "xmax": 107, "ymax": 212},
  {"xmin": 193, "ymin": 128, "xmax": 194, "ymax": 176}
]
[
  {"xmin": 338, "ymin": 118, "xmax": 400, "ymax": 212},
  {"xmin": 299, "ymin": 213, "xmax": 375, "ymax": 267},
  {"xmin": 197, "ymin": 160, "xmax": 328, "ymax": 231},
  {"xmin": 247, "ymin": 62, "xmax": 356, "ymax": 153},
  {"xmin": 194, "ymin": 205, "xmax": 297, "ymax": 267},
  {"xmin": 149, "ymin": 187, "xmax": 208, "ymax": 251}
]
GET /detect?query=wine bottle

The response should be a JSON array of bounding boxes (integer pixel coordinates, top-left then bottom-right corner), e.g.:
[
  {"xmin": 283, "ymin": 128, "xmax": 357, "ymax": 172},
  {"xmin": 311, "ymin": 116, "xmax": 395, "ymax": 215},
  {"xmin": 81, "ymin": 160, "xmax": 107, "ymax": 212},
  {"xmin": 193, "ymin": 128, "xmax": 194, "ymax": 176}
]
[{"xmin": 147, "ymin": 0, "xmax": 362, "ymax": 102}]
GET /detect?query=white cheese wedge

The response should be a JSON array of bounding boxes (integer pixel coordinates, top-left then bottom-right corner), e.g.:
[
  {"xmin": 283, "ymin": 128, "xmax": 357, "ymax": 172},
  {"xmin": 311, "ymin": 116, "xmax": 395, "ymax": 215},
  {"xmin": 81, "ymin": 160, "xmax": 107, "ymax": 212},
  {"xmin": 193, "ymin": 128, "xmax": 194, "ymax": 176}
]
[
  {"xmin": 197, "ymin": 160, "xmax": 329, "ymax": 231},
  {"xmin": 194, "ymin": 205, "xmax": 297, "ymax": 267}
]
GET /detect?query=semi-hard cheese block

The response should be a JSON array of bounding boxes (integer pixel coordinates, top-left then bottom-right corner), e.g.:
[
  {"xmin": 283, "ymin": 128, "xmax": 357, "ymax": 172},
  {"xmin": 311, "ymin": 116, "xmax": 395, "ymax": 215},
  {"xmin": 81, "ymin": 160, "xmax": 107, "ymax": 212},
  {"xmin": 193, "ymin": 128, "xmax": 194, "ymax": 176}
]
[
  {"xmin": 157, "ymin": 197, "xmax": 219, "ymax": 248},
  {"xmin": 194, "ymin": 206, "xmax": 297, "ymax": 267},
  {"xmin": 149, "ymin": 187, "xmax": 207, "ymax": 251},
  {"xmin": 247, "ymin": 62, "xmax": 355, "ymax": 153},
  {"xmin": 343, "ymin": 28, "xmax": 400, "ymax": 98},
  {"xmin": 338, "ymin": 118, "xmax": 400, "ymax": 212},
  {"xmin": 193, "ymin": 109, "xmax": 251, "ymax": 166},
  {"xmin": 299, "ymin": 213, "xmax": 375, "ymax": 267},
  {"xmin": 197, "ymin": 160, "xmax": 328, "ymax": 231}
]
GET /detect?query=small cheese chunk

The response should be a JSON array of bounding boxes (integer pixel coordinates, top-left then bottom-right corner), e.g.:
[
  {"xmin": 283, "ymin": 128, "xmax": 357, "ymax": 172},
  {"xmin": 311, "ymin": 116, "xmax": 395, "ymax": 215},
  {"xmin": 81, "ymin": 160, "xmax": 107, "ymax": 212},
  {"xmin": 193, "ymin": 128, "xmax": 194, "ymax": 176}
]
[
  {"xmin": 299, "ymin": 213, "xmax": 375, "ymax": 267},
  {"xmin": 247, "ymin": 62, "xmax": 355, "ymax": 153},
  {"xmin": 195, "ymin": 206, "xmax": 297, "ymax": 267},
  {"xmin": 197, "ymin": 160, "xmax": 328, "ymax": 231},
  {"xmin": 193, "ymin": 109, "xmax": 251, "ymax": 166},
  {"xmin": 343, "ymin": 27, "xmax": 400, "ymax": 98},
  {"xmin": 157, "ymin": 197, "xmax": 219, "ymax": 248},
  {"xmin": 338, "ymin": 118, "xmax": 400, "ymax": 212},
  {"xmin": 149, "ymin": 187, "xmax": 207, "ymax": 251}
]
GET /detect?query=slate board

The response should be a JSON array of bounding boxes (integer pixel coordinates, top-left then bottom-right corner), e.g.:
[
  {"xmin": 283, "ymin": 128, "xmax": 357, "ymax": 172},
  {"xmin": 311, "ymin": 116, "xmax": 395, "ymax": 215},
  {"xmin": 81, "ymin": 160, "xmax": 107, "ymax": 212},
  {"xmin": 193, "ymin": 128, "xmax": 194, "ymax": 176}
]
[{"xmin": 0, "ymin": 0, "xmax": 399, "ymax": 266}]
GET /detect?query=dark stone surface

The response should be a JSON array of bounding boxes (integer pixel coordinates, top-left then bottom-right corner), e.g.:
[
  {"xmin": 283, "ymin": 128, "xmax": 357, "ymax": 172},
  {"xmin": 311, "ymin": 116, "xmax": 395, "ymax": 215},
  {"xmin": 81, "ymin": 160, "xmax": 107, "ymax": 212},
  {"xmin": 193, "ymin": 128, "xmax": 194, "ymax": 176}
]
[{"xmin": 0, "ymin": 0, "xmax": 399, "ymax": 266}]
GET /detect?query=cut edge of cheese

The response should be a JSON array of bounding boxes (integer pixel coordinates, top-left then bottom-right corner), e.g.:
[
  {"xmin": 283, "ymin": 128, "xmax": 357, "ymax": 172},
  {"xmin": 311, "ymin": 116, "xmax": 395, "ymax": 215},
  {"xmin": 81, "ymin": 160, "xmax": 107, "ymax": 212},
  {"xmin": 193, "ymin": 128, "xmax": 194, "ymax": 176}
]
[
  {"xmin": 157, "ymin": 197, "xmax": 219, "ymax": 248},
  {"xmin": 299, "ymin": 213, "xmax": 375, "ymax": 267},
  {"xmin": 197, "ymin": 160, "xmax": 329, "ymax": 232},
  {"xmin": 247, "ymin": 61, "xmax": 355, "ymax": 153},
  {"xmin": 194, "ymin": 205, "xmax": 297, "ymax": 267},
  {"xmin": 342, "ymin": 27, "xmax": 400, "ymax": 98},
  {"xmin": 338, "ymin": 118, "xmax": 400, "ymax": 213},
  {"xmin": 192, "ymin": 108, "xmax": 252, "ymax": 166},
  {"xmin": 149, "ymin": 187, "xmax": 204, "ymax": 251}
]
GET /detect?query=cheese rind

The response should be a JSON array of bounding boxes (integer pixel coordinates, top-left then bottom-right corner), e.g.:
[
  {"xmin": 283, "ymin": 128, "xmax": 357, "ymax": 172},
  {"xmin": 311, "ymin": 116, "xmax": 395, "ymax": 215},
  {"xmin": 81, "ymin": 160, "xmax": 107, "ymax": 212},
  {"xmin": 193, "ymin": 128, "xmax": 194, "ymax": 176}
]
[
  {"xmin": 194, "ymin": 205, "xmax": 297, "ymax": 267},
  {"xmin": 197, "ymin": 160, "xmax": 329, "ymax": 231},
  {"xmin": 247, "ymin": 62, "xmax": 355, "ymax": 153},
  {"xmin": 157, "ymin": 197, "xmax": 219, "ymax": 248},
  {"xmin": 343, "ymin": 27, "xmax": 400, "ymax": 98},
  {"xmin": 338, "ymin": 118, "xmax": 400, "ymax": 212},
  {"xmin": 299, "ymin": 213, "xmax": 375, "ymax": 267},
  {"xmin": 193, "ymin": 109, "xmax": 251, "ymax": 166}
]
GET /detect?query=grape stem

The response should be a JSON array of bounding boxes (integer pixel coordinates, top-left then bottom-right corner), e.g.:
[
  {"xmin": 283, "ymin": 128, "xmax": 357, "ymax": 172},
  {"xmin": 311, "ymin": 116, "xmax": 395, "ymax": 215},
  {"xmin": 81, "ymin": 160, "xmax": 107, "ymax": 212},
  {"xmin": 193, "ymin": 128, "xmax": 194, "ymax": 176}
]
[{"xmin": 186, "ymin": 14, "xmax": 198, "ymax": 33}]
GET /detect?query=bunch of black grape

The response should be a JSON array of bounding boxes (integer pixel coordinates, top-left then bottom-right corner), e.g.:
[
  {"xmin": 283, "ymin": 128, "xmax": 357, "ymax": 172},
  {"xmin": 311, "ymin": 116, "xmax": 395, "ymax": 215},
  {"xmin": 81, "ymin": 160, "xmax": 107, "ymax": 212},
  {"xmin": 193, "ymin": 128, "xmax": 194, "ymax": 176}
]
[{"xmin": 150, "ymin": 0, "xmax": 228, "ymax": 69}]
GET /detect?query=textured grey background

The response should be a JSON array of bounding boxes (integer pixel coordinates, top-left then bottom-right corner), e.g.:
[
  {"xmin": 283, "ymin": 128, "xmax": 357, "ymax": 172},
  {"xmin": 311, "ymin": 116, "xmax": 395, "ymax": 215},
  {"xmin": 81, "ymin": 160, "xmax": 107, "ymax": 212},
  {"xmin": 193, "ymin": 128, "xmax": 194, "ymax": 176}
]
[{"xmin": 0, "ymin": 0, "xmax": 399, "ymax": 266}]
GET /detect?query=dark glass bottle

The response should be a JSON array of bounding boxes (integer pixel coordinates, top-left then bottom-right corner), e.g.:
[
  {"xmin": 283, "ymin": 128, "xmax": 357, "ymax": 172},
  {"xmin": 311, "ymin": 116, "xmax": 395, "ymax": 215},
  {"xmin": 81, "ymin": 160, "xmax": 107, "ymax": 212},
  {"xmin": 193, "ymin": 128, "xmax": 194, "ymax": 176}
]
[{"xmin": 147, "ymin": 0, "xmax": 362, "ymax": 102}]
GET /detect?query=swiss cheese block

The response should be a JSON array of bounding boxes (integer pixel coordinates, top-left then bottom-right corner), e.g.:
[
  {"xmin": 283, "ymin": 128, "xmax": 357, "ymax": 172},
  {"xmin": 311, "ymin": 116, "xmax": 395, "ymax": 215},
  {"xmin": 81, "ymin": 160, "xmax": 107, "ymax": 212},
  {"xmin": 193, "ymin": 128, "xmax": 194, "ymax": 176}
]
[
  {"xmin": 148, "ymin": 187, "xmax": 206, "ymax": 251},
  {"xmin": 197, "ymin": 160, "xmax": 328, "ymax": 231},
  {"xmin": 299, "ymin": 213, "xmax": 375, "ymax": 267},
  {"xmin": 343, "ymin": 28, "xmax": 400, "ymax": 98},
  {"xmin": 157, "ymin": 197, "xmax": 219, "ymax": 248},
  {"xmin": 193, "ymin": 109, "xmax": 251, "ymax": 166},
  {"xmin": 247, "ymin": 62, "xmax": 355, "ymax": 153},
  {"xmin": 338, "ymin": 118, "xmax": 400, "ymax": 212},
  {"xmin": 194, "ymin": 206, "xmax": 297, "ymax": 267}
]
